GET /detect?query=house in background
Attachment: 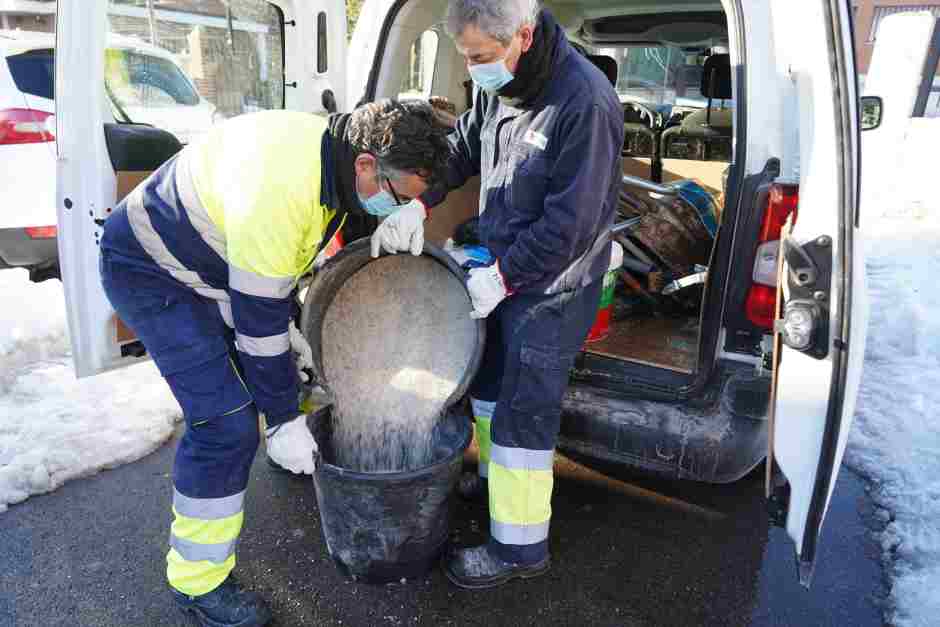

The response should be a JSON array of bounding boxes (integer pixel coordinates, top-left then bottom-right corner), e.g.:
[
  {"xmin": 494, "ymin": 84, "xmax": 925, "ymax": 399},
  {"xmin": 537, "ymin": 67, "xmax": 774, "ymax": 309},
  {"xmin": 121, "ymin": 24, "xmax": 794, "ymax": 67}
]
[
  {"xmin": 0, "ymin": 0, "xmax": 55, "ymax": 31},
  {"xmin": 852, "ymin": 1, "xmax": 940, "ymax": 115},
  {"xmin": 853, "ymin": 1, "xmax": 940, "ymax": 74}
]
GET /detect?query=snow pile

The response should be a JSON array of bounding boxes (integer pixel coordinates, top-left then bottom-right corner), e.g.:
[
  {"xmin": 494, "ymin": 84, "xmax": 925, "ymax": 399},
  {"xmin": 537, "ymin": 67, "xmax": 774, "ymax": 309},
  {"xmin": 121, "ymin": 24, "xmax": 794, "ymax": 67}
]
[
  {"xmin": 847, "ymin": 212, "xmax": 940, "ymax": 627},
  {"xmin": 0, "ymin": 269, "xmax": 180, "ymax": 513}
]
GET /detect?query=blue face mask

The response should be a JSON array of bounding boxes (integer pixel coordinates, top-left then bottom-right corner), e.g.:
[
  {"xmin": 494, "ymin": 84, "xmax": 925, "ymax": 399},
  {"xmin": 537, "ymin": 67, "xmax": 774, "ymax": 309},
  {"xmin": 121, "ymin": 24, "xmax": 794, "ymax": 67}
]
[
  {"xmin": 468, "ymin": 57, "xmax": 515, "ymax": 92},
  {"xmin": 358, "ymin": 175, "xmax": 405, "ymax": 217}
]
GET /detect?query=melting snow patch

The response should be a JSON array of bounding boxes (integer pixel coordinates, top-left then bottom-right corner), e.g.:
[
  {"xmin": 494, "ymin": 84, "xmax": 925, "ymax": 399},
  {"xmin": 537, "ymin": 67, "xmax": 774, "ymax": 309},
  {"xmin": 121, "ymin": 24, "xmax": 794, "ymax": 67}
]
[
  {"xmin": 0, "ymin": 270, "xmax": 179, "ymax": 513},
  {"xmin": 847, "ymin": 214, "xmax": 940, "ymax": 627}
]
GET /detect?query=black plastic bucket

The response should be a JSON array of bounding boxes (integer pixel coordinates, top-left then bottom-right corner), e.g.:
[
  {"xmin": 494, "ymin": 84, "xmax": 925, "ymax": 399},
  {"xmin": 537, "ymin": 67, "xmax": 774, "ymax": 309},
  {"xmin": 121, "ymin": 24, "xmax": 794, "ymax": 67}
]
[{"xmin": 310, "ymin": 405, "xmax": 472, "ymax": 583}]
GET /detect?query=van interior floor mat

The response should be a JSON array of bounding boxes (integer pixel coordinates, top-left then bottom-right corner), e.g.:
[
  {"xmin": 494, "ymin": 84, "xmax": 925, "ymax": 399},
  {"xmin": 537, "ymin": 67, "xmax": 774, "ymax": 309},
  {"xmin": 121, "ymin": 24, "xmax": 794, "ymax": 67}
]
[{"xmin": 583, "ymin": 316, "xmax": 699, "ymax": 374}]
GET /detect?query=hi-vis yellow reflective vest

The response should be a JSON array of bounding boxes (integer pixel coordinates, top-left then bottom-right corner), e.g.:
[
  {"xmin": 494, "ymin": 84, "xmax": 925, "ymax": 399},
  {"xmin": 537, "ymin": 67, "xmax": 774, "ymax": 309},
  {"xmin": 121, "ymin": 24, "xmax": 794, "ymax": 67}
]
[{"xmin": 121, "ymin": 110, "xmax": 340, "ymax": 426}]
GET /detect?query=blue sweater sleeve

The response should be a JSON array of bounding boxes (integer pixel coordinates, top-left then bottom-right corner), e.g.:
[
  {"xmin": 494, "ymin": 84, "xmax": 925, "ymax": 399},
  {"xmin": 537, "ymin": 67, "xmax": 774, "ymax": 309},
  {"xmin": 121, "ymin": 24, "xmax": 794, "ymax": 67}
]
[
  {"xmin": 500, "ymin": 104, "xmax": 620, "ymax": 290},
  {"xmin": 420, "ymin": 89, "xmax": 488, "ymax": 209}
]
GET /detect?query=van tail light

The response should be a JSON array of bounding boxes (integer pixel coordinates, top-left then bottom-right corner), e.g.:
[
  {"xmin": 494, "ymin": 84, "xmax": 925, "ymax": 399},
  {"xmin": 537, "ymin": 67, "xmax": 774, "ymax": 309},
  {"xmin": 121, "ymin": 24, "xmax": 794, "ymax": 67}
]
[
  {"xmin": 25, "ymin": 225, "xmax": 57, "ymax": 239},
  {"xmin": 0, "ymin": 108, "xmax": 55, "ymax": 145},
  {"xmin": 745, "ymin": 183, "xmax": 799, "ymax": 329}
]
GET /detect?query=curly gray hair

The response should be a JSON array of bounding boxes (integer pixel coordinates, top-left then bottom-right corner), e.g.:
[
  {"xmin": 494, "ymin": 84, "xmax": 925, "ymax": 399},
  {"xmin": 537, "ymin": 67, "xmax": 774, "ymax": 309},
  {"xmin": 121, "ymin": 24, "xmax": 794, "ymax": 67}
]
[{"xmin": 445, "ymin": 0, "xmax": 541, "ymax": 45}]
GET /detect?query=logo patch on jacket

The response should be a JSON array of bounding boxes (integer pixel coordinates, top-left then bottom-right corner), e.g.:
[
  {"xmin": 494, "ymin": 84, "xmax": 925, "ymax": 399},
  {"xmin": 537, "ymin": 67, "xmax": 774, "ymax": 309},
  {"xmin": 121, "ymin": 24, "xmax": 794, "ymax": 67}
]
[{"xmin": 524, "ymin": 129, "xmax": 548, "ymax": 150}]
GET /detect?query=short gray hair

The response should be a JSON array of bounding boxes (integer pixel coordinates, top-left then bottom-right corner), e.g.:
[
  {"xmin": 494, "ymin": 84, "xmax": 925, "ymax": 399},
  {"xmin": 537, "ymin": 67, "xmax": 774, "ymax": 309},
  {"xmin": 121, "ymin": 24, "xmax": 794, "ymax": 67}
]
[{"xmin": 445, "ymin": 0, "xmax": 541, "ymax": 45}]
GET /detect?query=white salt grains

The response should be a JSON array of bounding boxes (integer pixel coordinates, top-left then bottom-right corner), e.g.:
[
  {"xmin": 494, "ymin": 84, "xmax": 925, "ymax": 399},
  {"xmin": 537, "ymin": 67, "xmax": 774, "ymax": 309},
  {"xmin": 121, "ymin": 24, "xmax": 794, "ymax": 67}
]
[{"xmin": 321, "ymin": 255, "xmax": 476, "ymax": 472}]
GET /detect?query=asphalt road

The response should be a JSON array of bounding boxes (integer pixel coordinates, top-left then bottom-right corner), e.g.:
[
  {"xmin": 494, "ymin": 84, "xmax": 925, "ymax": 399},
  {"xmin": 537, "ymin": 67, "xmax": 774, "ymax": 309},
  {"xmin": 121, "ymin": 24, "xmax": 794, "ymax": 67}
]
[{"xmin": 0, "ymin": 425, "xmax": 887, "ymax": 627}]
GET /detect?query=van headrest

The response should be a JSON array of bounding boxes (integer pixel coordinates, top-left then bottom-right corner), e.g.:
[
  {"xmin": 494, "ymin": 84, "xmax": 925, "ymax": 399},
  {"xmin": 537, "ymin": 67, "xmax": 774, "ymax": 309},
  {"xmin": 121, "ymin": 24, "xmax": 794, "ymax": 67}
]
[
  {"xmin": 701, "ymin": 54, "xmax": 731, "ymax": 100},
  {"xmin": 586, "ymin": 54, "xmax": 617, "ymax": 87}
]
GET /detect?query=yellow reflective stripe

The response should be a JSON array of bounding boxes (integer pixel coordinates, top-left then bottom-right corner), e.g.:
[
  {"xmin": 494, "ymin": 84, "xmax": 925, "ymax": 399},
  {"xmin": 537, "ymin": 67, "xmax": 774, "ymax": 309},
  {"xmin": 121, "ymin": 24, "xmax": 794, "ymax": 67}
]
[
  {"xmin": 173, "ymin": 490, "xmax": 244, "ymax": 520},
  {"xmin": 488, "ymin": 462, "xmax": 553, "ymax": 526},
  {"xmin": 475, "ymin": 416, "xmax": 492, "ymax": 478},
  {"xmin": 235, "ymin": 331, "xmax": 290, "ymax": 357},
  {"xmin": 490, "ymin": 519, "xmax": 550, "ymax": 546},
  {"xmin": 167, "ymin": 548, "xmax": 235, "ymax": 597},
  {"xmin": 189, "ymin": 112, "xmax": 329, "ymax": 278},
  {"xmin": 171, "ymin": 507, "xmax": 243, "ymax": 545}
]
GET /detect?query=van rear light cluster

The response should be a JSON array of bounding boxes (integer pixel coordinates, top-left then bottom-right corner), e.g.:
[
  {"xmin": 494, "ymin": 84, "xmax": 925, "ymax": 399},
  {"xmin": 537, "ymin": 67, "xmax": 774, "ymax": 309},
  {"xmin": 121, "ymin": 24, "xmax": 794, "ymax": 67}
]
[
  {"xmin": 25, "ymin": 225, "xmax": 57, "ymax": 239},
  {"xmin": 0, "ymin": 108, "xmax": 55, "ymax": 145},
  {"xmin": 745, "ymin": 183, "xmax": 799, "ymax": 329}
]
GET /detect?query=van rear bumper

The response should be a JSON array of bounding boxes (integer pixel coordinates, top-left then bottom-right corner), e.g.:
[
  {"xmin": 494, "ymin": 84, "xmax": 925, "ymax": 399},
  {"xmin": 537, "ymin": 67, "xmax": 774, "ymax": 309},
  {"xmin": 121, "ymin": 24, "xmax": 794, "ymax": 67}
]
[{"xmin": 559, "ymin": 362, "xmax": 770, "ymax": 484}]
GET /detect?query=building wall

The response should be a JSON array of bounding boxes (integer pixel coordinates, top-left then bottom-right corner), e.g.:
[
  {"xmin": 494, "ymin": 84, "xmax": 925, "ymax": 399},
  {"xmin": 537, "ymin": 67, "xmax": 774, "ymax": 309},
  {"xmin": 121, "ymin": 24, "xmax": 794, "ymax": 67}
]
[{"xmin": 854, "ymin": 0, "xmax": 940, "ymax": 74}]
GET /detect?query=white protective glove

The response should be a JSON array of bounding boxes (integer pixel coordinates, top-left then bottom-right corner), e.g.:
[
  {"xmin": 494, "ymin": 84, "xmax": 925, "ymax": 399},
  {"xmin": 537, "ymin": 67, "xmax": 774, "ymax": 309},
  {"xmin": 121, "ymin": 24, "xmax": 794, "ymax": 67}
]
[
  {"xmin": 467, "ymin": 261, "xmax": 511, "ymax": 319},
  {"xmin": 289, "ymin": 321, "xmax": 313, "ymax": 383},
  {"xmin": 370, "ymin": 199, "xmax": 428, "ymax": 258},
  {"xmin": 265, "ymin": 415, "xmax": 318, "ymax": 475}
]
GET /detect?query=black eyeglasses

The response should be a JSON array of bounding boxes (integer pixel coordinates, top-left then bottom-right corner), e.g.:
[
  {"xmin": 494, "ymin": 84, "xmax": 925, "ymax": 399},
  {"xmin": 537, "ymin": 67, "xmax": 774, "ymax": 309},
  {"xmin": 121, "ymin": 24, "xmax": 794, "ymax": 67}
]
[{"xmin": 384, "ymin": 176, "xmax": 406, "ymax": 205}]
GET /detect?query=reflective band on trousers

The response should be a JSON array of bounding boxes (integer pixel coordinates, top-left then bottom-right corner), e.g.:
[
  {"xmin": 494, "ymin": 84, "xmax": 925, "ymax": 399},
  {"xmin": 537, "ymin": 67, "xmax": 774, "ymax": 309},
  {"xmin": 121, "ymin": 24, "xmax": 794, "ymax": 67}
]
[
  {"xmin": 169, "ymin": 535, "xmax": 238, "ymax": 565},
  {"xmin": 235, "ymin": 331, "xmax": 290, "ymax": 358},
  {"xmin": 471, "ymin": 398, "xmax": 496, "ymax": 478},
  {"xmin": 229, "ymin": 266, "xmax": 295, "ymax": 300},
  {"xmin": 167, "ymin": 549, "xmax": 235, "ymax": 598},
  {"xmin": 476, "ymin": 418, "xmax": 492, "ymax": 478},
  {"xmin": 173, "ymin": 489, "xmax": 244, "ymax": 520},
  {"xmin": 470, "ymin": 398, "xmax": 496, "ymax": 419},
  {"xmin": 488, "ymin": 444, "xmax": 554, "ymax": 544},
  {"xmin": 125, "ymin": 186, "xmax": 229, "ymax": 303},
  {"xmin": 167, "ymin": 496, "xmax": 245, "ymax": 594},
  {"xmin": 491, "ymin": 519, "xmax": 551, "ymax": 546},
  {"xmin": 489, "ymin": 444, "xmax": 553, "ymax": 471}
]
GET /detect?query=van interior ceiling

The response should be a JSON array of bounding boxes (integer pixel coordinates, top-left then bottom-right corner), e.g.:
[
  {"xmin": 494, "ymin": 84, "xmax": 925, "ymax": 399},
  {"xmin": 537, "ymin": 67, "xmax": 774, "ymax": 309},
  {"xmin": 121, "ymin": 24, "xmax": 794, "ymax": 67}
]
[{"xmin": 382, "ymin": 0, "xmax": 733, "ymax": 377}]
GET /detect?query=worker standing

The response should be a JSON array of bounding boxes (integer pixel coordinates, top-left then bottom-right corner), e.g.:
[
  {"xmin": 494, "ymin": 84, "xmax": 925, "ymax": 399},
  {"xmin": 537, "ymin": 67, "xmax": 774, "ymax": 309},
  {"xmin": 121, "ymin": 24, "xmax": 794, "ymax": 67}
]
[
  {"xmin": 372, "ymin": 0, "xmax": 624, "ymax": 588},
  {"xmin": 99, "ymin": 100, "xmax": 449, "ymax": 626}
]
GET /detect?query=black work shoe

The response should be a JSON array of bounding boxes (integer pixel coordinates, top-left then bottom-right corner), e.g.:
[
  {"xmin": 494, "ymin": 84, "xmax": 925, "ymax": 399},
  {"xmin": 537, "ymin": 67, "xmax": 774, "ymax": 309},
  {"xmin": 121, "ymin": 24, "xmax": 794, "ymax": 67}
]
[
  {"xmin": 444, "ymin": 544, "xmax": 550, "ymax": 590},
  {"xmin": 172, "ymin": 576, "xmax": 272, "ymax": 627},
  {"xmin": 456, "ymin": 472, "xmax": 488, "ymax": 502}
]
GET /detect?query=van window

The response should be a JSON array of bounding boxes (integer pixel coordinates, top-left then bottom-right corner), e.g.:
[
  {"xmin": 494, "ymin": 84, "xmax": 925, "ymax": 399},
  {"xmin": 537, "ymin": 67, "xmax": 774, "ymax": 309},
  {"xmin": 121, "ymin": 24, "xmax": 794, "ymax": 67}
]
[
  {"xmin": 596, "ymin": 45, "xmax": 732, "ymax": 110},
  {"xmin": 398, "ymin": 30, "xmax": 439, "ymax": 100},
  {"xmin": 106, "ymin": 0, "xmax": 285, "ymax": 143},
  {"xmin": 105, "ymin": 49, "xmax": 200, "ymax": 108},
  {"xmin": 5, "ymin": 49, "xmax": 55, "ymax": 100}
]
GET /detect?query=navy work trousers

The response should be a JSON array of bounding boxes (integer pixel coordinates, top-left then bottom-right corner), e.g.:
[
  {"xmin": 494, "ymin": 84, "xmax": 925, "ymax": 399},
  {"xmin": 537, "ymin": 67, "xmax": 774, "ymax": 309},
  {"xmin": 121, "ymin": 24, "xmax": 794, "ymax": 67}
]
[
  {"xmin": 99, "ymin": 248, "xmax": 258, "ymax": 595},
  {"xmin": 469, "ymin": 279, "xmax": 603, "ymax": 564}
]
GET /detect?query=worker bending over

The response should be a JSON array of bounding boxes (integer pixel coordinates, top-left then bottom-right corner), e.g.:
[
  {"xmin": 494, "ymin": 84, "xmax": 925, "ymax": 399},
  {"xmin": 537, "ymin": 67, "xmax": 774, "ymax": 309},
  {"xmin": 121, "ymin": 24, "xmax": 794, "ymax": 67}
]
[{"xmin": 99, "ymin": 100, "xmax": 449, "ymax": 626}]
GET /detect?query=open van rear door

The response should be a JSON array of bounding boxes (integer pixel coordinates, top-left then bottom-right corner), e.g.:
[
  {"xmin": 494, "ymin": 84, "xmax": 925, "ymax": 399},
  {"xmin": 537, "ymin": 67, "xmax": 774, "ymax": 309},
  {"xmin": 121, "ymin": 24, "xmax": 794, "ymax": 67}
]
[
  {"xmin": 763, "ymin": 0, "xmax": 867, "ymax": 586},
  {"xmin": 56, "ymin": 0, "xmax": 346, "ymax": 377}
]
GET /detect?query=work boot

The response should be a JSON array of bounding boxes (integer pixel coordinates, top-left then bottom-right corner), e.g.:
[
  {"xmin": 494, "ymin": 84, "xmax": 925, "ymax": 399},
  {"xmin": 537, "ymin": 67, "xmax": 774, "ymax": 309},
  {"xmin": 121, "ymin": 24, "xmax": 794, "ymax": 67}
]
[
  {"xmin": 456, "ymin": 472, "xmax": 487, "ymax": 502},
  {"xmin": 444, "ymin": 544, "xmax": 551, "ymax": 589},
  {"xmin": 172, "ymin": 575, "xmax": 272, "ymax": 627}
]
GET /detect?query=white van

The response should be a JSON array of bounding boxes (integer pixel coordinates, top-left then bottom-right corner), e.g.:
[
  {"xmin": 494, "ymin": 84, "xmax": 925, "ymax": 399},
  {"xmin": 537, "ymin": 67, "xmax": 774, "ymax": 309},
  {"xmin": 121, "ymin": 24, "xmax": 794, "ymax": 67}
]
[{"xmin": 54, "ymin": 0, "xmax": 885, "ymax": 586}]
